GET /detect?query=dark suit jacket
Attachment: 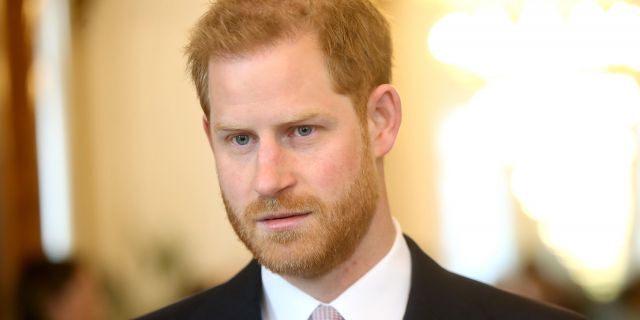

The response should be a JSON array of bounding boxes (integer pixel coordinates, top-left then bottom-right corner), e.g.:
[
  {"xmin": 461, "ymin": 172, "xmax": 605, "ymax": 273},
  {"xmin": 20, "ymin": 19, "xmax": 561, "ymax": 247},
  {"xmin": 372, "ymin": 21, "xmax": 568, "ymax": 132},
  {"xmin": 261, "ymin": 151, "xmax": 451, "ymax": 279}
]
[{"xmin": 138, "ymin": 236, "xmax": 584, "ymax": 319}]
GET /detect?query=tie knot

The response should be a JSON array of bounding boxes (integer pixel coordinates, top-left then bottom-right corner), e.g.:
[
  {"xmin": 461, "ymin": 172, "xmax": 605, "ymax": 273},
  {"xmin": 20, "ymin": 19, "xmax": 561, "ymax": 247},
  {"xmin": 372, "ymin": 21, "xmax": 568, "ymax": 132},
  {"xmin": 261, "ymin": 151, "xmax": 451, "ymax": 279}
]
[{"xmin": 309, "ymin": 304, "xmax": 344, "ymax": 320}]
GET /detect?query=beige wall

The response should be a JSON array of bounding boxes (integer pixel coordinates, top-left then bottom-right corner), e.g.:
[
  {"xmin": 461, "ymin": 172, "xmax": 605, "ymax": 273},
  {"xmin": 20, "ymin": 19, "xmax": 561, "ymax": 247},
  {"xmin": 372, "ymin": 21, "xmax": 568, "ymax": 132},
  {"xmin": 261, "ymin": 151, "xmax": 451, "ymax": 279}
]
[
  {"xmin": 70, "ymin": 0, "xmax": 455, "ymax": 316},
  {"xmin": 71, "ymin": 0, "xmax": 249, "ymax": 315}
]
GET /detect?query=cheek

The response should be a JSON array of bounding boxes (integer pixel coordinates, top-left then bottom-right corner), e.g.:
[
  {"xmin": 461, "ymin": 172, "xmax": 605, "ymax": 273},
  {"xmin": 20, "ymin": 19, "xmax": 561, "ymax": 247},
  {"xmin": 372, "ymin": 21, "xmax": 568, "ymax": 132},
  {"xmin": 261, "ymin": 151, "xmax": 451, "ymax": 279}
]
[
  {"xmin": 306, "ymin": 141, "xmax": 361, "ymax": 195},
  {"xmin": 214, "ymin": 155, "xmax": 252, "ymax": 206}
]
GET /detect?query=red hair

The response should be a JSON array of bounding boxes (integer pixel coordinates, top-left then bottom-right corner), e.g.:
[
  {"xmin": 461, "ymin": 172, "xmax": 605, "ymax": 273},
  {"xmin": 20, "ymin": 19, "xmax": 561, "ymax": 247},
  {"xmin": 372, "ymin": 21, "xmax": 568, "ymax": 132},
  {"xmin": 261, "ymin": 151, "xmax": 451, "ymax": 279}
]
[{"xmin": 185, "ymin": 0, "xmax": 392, "ymax": 121}]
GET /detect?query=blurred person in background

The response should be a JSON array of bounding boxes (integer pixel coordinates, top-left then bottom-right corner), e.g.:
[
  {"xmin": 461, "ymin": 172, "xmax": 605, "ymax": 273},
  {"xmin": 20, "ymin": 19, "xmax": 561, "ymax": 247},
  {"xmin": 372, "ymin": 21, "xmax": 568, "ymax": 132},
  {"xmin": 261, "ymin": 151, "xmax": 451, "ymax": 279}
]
[
  {"xmin": 16, "ymin": 259, "xmax": 105, "ymax": 320},
  {"xmin": 139, "ymin": 0, "xmax": 584, "ymax": 319}
]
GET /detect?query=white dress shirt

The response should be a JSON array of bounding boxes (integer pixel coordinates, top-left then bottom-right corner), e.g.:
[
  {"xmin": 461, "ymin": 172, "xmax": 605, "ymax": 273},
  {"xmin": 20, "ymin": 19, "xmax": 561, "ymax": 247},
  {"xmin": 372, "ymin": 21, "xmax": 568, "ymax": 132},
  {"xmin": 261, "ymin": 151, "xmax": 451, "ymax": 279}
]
[{"xmin": 261, "ymin": 219, "xmax": 412, "ymax": 320}]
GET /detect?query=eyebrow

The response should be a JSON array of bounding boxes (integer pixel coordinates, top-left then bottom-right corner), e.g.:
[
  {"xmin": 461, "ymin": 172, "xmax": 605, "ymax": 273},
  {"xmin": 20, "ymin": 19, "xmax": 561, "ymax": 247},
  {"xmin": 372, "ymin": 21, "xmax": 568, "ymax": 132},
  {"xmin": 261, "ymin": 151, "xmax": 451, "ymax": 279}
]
[{"xmin": 213, "ymin": 112, "xmax": 337, "ymax": 133}]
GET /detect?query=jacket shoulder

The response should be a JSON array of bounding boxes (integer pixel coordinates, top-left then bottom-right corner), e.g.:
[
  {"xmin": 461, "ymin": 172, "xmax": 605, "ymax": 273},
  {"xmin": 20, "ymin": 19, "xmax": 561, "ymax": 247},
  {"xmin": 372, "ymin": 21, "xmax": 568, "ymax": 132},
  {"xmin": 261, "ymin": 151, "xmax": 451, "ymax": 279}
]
[
  {"xmin": 442, "ymin": 269, "xmax": 584, "ymax": 319},
  {"xmin": 403, "ymin": 235, "xmax": 585, "ymax": 320},
  {"xmin": 136, "ymin": 260, "xmax": 262, "ymax": 320}
]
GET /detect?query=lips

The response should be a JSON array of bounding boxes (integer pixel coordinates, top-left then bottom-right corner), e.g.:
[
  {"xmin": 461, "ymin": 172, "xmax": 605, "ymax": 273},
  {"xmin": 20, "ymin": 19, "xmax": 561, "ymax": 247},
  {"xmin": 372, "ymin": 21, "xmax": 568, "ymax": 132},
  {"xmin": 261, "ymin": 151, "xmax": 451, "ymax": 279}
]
[{"xmin": 257, "ymin": 212, "xmax": 311, "ymax": 231}]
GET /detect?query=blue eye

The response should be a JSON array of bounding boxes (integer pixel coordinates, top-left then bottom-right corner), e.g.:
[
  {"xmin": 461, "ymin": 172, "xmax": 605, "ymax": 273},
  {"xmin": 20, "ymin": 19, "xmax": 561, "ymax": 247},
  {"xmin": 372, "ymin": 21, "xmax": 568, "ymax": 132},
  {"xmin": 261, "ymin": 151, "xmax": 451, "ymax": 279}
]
[
  {"xmin": 233, "ymin": 135, "xmax": 251, "ymax": 145},
  {"xmin": 296, "ymin": 126, "xmax": 314, "ymax": 136}
]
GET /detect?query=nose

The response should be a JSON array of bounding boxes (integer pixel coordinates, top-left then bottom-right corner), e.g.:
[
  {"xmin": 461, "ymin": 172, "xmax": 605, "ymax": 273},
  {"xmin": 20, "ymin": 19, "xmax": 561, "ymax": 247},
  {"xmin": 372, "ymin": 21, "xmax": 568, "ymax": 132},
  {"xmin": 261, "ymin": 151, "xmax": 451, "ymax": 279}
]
[{"xmin": 253, "ymin": 138, "xmax": 296, "ymax": 197}]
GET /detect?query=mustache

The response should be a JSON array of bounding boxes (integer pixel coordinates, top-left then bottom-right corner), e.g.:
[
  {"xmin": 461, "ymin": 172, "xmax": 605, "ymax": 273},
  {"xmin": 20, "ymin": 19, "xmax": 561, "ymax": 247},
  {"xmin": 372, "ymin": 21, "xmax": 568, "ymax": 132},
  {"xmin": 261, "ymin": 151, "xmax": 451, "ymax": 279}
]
[{"xmin": 244, "ymin": 193, "xmax": 324, "ymax": 218}]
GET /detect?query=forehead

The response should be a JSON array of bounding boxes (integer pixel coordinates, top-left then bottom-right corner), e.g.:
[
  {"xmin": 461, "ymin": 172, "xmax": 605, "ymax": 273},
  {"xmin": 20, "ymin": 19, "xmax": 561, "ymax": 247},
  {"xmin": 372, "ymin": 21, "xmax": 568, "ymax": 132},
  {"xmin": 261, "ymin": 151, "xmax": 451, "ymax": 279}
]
[{"xmin": 207, "ymin": 34, "xmax": 350, "ymax": 121}]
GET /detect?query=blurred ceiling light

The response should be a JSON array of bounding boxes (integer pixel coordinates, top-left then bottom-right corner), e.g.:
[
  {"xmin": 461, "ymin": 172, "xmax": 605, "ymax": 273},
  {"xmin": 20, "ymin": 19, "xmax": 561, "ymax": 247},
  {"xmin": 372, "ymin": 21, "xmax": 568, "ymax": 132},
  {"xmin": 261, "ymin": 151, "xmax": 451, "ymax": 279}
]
[
  {"xmin": 438, "ymin": 106, "xmax": 518, "ymax": 285},
  {"xmin": 499, "ymin": 75, "xmax": 639, "ymax": 301},
  {"xmin": 429, "ymin": 0, "xmax": 640, "ymax": 78},
  {"xmin": 431, "ymin": 0, "xmax": 640, "ymax": 301},
  {"xmin": 33, "ymin": 0, "xmax": 72, "ymax": 262}
]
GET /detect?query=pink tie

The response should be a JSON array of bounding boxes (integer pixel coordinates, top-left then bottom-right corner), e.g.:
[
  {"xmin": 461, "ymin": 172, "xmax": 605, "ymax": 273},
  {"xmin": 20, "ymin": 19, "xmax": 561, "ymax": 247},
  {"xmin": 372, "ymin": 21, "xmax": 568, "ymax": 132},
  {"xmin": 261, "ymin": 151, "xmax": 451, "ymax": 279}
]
[{"xmin": 309, "ymin": 304, "xmax": 345, "ymax": 320}]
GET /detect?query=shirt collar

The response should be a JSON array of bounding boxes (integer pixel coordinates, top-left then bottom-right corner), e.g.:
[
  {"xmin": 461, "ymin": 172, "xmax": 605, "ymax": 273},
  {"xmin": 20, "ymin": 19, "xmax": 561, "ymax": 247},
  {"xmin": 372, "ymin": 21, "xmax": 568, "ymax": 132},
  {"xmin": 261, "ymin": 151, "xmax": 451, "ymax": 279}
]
[
  {"xmin": 261, "ymin": 266, "xmax": 319, "ymax": 320},
  {"xmin": 261, "ymin": 218, "xmax": 412, "ymax": 320}
]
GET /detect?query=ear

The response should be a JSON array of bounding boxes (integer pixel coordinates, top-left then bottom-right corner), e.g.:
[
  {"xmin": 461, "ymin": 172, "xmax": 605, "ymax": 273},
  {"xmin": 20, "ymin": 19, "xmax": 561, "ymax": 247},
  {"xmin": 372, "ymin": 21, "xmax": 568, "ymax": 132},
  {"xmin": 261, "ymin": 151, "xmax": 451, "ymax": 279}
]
[
  {"xmin": 202, "ymin": 115, "xmax": 214, "ymax": 149},
  {"xmin": 366, "ymin": 84, "xmax": 402, "ymax": 158}
]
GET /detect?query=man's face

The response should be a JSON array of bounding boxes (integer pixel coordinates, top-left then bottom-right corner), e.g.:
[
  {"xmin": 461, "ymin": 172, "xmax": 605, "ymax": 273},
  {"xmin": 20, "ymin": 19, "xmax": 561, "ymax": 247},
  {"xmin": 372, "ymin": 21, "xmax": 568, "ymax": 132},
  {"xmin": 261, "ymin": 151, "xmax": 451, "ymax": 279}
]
[{"xmin": 206, "ymin": 35, "xmax": 379, "ymax": 278}]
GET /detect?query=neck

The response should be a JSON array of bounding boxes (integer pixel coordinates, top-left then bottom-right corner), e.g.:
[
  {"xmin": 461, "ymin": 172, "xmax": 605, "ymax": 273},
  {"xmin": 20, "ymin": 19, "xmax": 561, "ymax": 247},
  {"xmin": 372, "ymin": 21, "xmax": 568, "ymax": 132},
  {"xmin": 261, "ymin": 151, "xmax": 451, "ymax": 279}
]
[{"xmin": 282, "ymin": 194, "xmax": 396, "ymax": 302}]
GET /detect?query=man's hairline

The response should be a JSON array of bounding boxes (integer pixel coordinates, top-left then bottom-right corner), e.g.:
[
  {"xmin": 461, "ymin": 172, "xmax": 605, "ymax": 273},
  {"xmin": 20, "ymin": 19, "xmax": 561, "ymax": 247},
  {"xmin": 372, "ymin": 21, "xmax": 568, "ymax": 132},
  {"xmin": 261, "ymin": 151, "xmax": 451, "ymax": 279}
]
[
  {"xmin": 202, "ymin": 30, "xmax": 365, "ymax": 121},
  {"xmin": 209, "ymin": 30, "xmax": 317, "ymax": 64}
]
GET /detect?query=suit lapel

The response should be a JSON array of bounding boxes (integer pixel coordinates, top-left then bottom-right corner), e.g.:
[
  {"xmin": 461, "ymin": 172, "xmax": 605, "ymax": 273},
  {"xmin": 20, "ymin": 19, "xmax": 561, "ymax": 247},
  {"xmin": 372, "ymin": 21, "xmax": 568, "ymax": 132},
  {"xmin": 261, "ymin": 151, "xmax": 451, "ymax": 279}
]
[
  {"xmin": 402, "ymin": 235, "xmax": 443, "ymax": 320},
  {"xmin": 228, "ymin": 260, "xmax": 263, "ymax": 320},
  {"xmin": 402, "ymin": 235, "xmax": 493, "ymax": 320},
  {"xmin": 403, "ymin": 235, "xmax": 482, "ymax": 320},
  {"xmin": 195, "ymin": 260, "xmax": 263, "ymax": 320}
]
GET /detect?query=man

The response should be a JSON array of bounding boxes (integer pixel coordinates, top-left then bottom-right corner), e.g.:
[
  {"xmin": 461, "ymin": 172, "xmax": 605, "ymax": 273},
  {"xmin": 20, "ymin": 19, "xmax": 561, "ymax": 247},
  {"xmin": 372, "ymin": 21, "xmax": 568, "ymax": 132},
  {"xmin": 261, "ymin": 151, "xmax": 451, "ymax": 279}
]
[{"xmin": 140, "ymin": 0, "xmax": 584, "ymax": 319}]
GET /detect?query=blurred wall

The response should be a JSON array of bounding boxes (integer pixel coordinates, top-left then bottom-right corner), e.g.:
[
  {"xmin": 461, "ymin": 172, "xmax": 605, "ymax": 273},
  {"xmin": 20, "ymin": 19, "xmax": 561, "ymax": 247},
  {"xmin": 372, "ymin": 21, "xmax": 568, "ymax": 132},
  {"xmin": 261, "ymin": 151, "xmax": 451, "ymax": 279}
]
[
  {"xmin": 2, "ymin": 0, "xmax": 44, "ymax": 318},
  {"xmin": 0, "ymin": 1, "xmax": 6, "ymax": 108},
  {"xmin": 0, "ymin": 2, "xmax": 8, "ymax": 317},
  {"xmin": 70, "ymin": 0, "xmax": 249, "ymax": 315}
]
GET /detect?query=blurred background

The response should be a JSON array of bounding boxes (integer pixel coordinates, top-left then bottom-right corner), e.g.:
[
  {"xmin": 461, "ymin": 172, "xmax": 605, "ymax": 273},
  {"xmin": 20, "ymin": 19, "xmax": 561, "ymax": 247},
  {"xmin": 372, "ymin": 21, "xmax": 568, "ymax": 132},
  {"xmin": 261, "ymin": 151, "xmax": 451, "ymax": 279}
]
[{"xmin": 2, "ymin": 0, "xmax": 640, "ymax": 318}]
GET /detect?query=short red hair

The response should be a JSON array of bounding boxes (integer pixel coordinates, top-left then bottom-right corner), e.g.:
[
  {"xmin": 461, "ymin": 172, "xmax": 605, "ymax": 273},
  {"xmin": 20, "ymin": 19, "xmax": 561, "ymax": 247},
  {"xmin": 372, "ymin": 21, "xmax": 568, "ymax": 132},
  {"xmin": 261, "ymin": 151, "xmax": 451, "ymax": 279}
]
[{"xmin": 185, "ymin": 0, "xmax": 392, "ymax": 121}]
